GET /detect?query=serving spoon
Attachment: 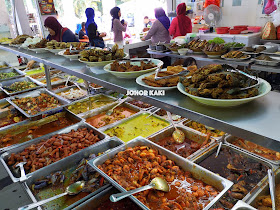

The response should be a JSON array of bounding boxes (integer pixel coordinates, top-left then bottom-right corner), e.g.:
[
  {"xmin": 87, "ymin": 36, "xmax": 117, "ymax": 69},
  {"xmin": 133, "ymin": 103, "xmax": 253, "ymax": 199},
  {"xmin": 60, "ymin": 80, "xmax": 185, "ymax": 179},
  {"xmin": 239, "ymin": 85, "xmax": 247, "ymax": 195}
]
[
  {"xmin": 167, "ymin": 111, "xmax": 185, "ymax": 143},
  {"xmin": 18, "ymin": 181, "xmax": 85, "ymax": 210},
  {"xmin": 110, "ymin": 177, "xmax": 169, "ymax": 202},
  {"xmin": 106, "ymin": 97, "xmax": 129, "ymax": 116}
]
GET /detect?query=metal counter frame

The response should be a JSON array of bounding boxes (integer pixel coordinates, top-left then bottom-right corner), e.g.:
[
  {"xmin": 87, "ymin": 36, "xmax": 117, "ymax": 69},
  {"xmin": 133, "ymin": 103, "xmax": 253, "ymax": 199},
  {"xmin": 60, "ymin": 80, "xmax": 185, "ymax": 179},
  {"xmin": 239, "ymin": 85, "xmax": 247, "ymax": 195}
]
[{"xmin": 1, "ymin": 44, "xmax": 280, "ymax": 152}]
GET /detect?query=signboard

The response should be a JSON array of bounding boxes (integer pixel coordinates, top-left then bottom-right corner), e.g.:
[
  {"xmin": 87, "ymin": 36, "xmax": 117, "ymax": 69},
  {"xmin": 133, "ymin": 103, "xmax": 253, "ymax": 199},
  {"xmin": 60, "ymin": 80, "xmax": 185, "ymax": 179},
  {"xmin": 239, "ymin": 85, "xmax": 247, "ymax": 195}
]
[{"xmin": 38, "ymin": 0, "xmax": 56, "ymax": 15}]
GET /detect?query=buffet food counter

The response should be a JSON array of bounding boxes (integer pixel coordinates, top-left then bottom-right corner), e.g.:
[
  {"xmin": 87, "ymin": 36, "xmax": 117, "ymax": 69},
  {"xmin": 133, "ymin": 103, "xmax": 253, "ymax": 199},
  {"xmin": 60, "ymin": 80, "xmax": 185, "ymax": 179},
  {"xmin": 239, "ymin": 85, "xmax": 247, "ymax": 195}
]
[
  {"xmin": 0, "ymin": 45, "xmax": 279, "ymax": 148},
  {"xmin": 0, "ymin": 43, "xmax": 280, "ymax": 209}
]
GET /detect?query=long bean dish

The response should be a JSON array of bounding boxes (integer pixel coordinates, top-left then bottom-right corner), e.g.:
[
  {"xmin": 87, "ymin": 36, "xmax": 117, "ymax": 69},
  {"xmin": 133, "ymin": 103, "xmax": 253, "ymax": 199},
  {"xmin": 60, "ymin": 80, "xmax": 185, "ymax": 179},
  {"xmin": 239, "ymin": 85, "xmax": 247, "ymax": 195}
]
[
  {"xmin": 0, "ymin": 72, "xmax": 18, "ymax": 80},
  {"xmin": 4, "ymin": 81, "xmax": 37, "ymax": 93},
  {"xmin": 99, "ymin": 146, "xmax": 220, "ymax": 210},
  {"xmin": 7, "ymin": 127, "xmax": 102, "ymax": 174},
  {"xmin": 12, "ymin": 93, "xmax": 60, "ymax": 115}
]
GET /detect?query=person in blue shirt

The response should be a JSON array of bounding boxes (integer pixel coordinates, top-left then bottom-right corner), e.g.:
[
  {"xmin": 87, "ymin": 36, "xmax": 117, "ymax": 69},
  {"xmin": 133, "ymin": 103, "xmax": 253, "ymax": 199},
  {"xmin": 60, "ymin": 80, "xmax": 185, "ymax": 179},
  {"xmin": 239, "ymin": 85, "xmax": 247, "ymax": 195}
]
[
  {"xmin": 79, "ymin": 22, "xmax": 88, "ymax": 39},
  {"xmin": 44, "ymin": 16, "xmax": 78, "ymax": 42},
  {"xmin": 75, "ymin": 23, "xmax": 81, "ymax": 35}
]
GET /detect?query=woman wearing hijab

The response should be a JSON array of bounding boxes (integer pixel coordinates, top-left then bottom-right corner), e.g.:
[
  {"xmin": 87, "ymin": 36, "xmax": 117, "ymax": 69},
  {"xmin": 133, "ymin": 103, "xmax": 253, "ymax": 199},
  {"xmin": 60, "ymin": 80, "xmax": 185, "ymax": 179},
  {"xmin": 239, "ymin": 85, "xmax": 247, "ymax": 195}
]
[
  {"xmin": 110, "ymin": 7, "xmax": 127, "ymax": 42},
  {"xmin": 85, "ymin": 8, "xmax": 106, "ymax": 48},
  {"xmin": 141, "ymin": 8, "xmax": 170, "ymax": 44},
  {"xmin": 169, "ymin": 3, "xmax": 192, "ymax": 38},
  {"xmin": 44, "ymin": 16, "xmax": 78, "ymax": 42},
  {"xmin": 142, "ymin": 8, "xmax": 171, "ymax": 67}
]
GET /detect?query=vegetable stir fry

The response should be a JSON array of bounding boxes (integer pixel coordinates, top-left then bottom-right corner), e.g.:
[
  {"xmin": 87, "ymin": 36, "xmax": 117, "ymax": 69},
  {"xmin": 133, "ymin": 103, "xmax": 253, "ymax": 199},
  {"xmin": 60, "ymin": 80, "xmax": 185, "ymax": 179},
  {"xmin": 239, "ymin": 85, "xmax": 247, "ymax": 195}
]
[
  {"xmin": 12, "ymin": 93, "xmax": 60, "ymax": 115},
  {"xmin": 0, "ymin": 72, "xmax": 18, "ymax": 80},
  {"xmin": 5, "ymin": 81, "xmax": 37, "ymax": 93}
]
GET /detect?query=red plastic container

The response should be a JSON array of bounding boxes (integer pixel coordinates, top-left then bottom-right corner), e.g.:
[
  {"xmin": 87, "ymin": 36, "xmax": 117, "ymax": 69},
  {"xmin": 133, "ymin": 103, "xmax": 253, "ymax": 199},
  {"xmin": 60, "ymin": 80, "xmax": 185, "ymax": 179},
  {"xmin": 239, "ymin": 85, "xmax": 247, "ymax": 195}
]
[
  {"xmin": 233, "ymin": 25, "xmax": 248, "ymax": 31},
  {"xmin": 216, "ymin": 27, "xmax": 230, "ymax": 34},
  {"xmin": 229, "ymin": 29, "xmax": 242, "ymax": 34},
  {"xmin": 247, "ymin": 26, "xmax": 262, "ymax": 33}
]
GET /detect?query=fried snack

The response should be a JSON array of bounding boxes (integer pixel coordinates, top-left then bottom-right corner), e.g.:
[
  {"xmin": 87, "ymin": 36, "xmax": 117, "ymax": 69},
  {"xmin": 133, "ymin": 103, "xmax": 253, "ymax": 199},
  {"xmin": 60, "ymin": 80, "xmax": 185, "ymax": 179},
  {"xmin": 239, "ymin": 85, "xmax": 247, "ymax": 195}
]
[
  {"xmin": 110, "ymin": 60, "xmax": 156, "ymax": 72},
  {"xmin": 223, "ymin": 51, "xmax": 248, "ymax": 59},
  {"xmin": 182, "ymin": 64, "xmax": 259, "ymax": 99},
  {"xmin": 11, "ymin": 35, "xmax": 33, "ymax": 44},
  {"xmin": 142, "ymin": 66, "xmax": 185, "ymax": 87},
  {"xmin": 28, "ymin": 38, "xmax": 48, "ymax": 49}
]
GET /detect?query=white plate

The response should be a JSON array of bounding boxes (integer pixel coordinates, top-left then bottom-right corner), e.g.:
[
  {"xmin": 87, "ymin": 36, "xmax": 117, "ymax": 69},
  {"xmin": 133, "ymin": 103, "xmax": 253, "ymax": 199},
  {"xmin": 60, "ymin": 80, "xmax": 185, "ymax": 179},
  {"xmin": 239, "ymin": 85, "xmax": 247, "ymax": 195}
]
[
  {"xmin": 57, "ymin": 50, "xmax": 80, "ymax": 60},
  {"xmin": 136, "ymin": 69, "xmax": 178, "ymax": 90},
  {"xmin": 45, "ymin": 48, "xmax": 65, "ymax": 54},
  {"xmin": 103, "ymin": 59, "xmax": 163, "ymax": 79},
  {"xmin": 221, "ymin": 54, "xmax": 251, "ymax": 61},
  {"xmin": 1, "ymin": 42, "xmax": 11, "ymax": 45},
  {"xmin": 79, "ymin": 53, "xmax": 129, "ymax": 67},
  {"xmin": 177, "ymin": 79, "xmax": 271, "ymax": 107},
  {"xmin": 28, "ymin": 48, "xmax": 46, "ymax": 53}
]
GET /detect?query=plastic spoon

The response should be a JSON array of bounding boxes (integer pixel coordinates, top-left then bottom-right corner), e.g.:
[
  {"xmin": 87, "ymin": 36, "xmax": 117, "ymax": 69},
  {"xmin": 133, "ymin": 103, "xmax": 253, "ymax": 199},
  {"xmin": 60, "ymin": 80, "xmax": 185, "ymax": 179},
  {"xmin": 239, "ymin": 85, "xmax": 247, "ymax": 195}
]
[
  {"xmin": 110, "ymin": 177, "xmax": 169, "ymax": 202},
  {"xmin": 18, "ymin": 181, "xmax": 85, "ymax": 210},
  {"xmin": 166, "ymin": 111, "xmax": 185, "ymax": 143}
]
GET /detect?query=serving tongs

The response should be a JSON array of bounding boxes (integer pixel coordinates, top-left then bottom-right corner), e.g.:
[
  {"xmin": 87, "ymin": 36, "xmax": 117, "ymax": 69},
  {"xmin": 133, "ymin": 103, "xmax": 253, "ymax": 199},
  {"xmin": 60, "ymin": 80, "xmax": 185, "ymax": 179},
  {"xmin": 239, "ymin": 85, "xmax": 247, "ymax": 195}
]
[
  {"xmin": 146, "ymin": 107, "xmax": 161, "ymax": 118},
  {"xmin": 154, "ymin": 67, "xmax": 190, "ymax": 81},
  {"xmin": 268, "ymin": 169, "xmax": 276, "ymax": 210},
  {"xmin": 226, "ymin": 69, "xmax": 262, "ymax": 94},
  {"xmin": 16, "ymin": 162, "xmax": 27, "ymax": 182},
  {"xmin": 215, "ymin": 134, "xmax": 226, "ymax": 158},
  {"xmin": 69, "ymin": 44, "xmax": 81, "ymax": 54}
]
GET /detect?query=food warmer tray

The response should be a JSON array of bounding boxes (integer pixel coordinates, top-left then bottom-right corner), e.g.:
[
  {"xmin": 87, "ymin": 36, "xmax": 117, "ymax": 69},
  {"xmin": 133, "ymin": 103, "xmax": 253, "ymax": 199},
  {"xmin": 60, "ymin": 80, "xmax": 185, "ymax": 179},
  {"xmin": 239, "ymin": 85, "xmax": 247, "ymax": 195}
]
[
  {"xmin": 149, "ymin": 107, "xmax": 185, "ymax": 124},
  {"xmin": 0, "ymin": 108, "xmax": 83, "ymax": 153},
  {"xmin": 66, "ymin": 93, "xmax": 117, "ymax": 117},
  {"xmin": 247, "ymin": 168, "xmax": 280, "ymax": 208},
  {"xmin": 7, "ymin": 88, "xmax": 69, "ymax": 118},
  {"xmin": 81, "ymin": 101, "xmax": 141, "ymax": 131},
  {"xmin": 0, "ymin": 121, "xmax": 107, "ymax": 182},
  {"xmin": 37, "ymin": 76, "xmax": 66, "ymax": 86},
  {"xmin": 123, "ymin": 96, "xmax": 156, "ymax": 111},
  {"xmin": 99, "ymin": 111, "xmax": 171, "ymax": 134},
  {"xmin": 232, "ymin": 200, "xmax": 257, "ymax": 210},
  {"xmin": 73, "ymin": 186, "xmax": 144, "ymax": 210},
  {"xmin": 148, "ymin": 125, "xmax": 216, "ymax": 161},
  {"xmin": 21, "ymin": 137, "xmax": 123, "ymax": 210},
  {"xmin": 0, "ymin": 76, "xmax": 45, "ymax": 96},
  {"xmin": 193, "ymin": 143, "xmax": 275, "ymax": 203},
  {"xmin": 88, "ymin": 136, "xmax": 233, "ymax": 210},
  {"xmin": 0, "ymin": 68, "xmax": 26, "ymax": 82},
  {"xmin": 180, "ymin": 119, "xmax": 224, "ymax": 141},
  {"xmin": 225, "ymin": 134, "xmax": 280, "ymax": 166},
  {"xmin": 53, "ymin": 85, "xmax": 89, "ymax": 101},
  {"xmin": 0, "ymin": 61, "xmax": 11, "ymax": 70},
  {"xmin": 251, "ymin": 58, "xmax": 280, "ymax": 67}
]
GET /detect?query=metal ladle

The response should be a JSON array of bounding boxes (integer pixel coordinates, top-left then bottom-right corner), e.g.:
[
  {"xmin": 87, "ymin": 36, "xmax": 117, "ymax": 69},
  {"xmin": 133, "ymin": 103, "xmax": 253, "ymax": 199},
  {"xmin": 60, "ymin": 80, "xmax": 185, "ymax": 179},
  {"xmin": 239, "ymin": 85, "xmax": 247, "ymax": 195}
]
[
  {"xmin": 268, "ymin": 169, "xmax": 276, "ymax": 210},
  {"xmin": 167, "ymin": 111, "xmax": 185, "ymax": 143},
  {"xmin": 18, "ymin": 181, "xmax": 85, "ymax": 210},
  {"xmin": 110, "ymin": 177, "xmax": 169, "ymax": 202}
]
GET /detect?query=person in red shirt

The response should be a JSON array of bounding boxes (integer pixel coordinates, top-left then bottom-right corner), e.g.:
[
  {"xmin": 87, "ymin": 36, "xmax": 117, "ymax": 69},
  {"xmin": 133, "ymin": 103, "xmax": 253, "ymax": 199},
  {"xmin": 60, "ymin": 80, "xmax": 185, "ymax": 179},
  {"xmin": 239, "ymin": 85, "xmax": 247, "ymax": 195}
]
[{"xmin": 169, "ymin": 3, "xmax": 192, "ymax": 38}]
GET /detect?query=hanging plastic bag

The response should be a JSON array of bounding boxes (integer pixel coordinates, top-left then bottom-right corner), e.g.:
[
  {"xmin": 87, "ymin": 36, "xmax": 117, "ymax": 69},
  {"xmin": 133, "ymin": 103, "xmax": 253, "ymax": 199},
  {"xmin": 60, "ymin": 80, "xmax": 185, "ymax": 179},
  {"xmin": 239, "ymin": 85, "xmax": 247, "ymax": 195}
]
[
  {"xmin": 264, "ymin": 0, "xmax": 277, "ymax": 15},
  {"xmin": 204, "ymin": 0, "xmax": 220, "ymax": 8},
  {"xmin": 262, "ymin": 21, "xmax": 277, "ymax": 40},
  {"xmin": 273, "ymin": 11, "xmax": 280, "ymax": 27}
]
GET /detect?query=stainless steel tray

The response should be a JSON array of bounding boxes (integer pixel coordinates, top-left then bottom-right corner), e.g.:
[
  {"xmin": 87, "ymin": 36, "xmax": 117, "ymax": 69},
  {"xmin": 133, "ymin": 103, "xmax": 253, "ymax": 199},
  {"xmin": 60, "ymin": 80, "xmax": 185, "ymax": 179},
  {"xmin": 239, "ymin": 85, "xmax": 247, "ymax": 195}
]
[
  {"xmin": 88, "ymin": 136, "xmax": 233, "ymax": 210},
  {"xmin": 38, "ymin": 76, "xmax": 66, "ymax": 86},
  {"xmin": 7, "ymin": 88, "xmax": 69, "ymax": 118},
  {"xmin": 66, "ymin": 94, "xmax": 117, "ymax": 117},
  {"xmin": 82, "ymin": 102, "xmax": 141, "ymax": 130},
  {"xmin": 99, "ymin": 112, "xmax": 171, "ymax": 142},
  {"xmin": 0, "ymin": 109, "xmax": 83, "ymax": 153},
  {"xmin": 50, "ymin": 81, "xmax": 75, "ymax": 91},
  {"xmin": 22, "ymin": 137, "xmax": 123, "ymax": 210},
  {"xmin": 180, "ymin": 119, "xmax": 224, "ymax": 141},
  {"xmin": 232, "ymin": 200, "xmax": 257, "ymax": 210},
  {"xmin": 125, "ymin": 97, "xmax": 155, "ymax": 111},
  {"xmin": 148, "ymin": 107, "xmax": 185, "ymax": 123},
  {"xmin": 247, "ymin": 168, "xmax": 280, "ymax": 208},
  {"xmin": 148, "ymin": 125, "xmax": 216, "ymax": 161},
  {"xmin": 74, "ymin": 186, "xmax": 144, "ymax": 210},
  {"xmin": 225, "ymin": 135, "xmax": 280, "ymax": 166},
  {"xmin": 0, "ymin": 61, "xmax": 11, "ymax": 70},
  {"xmin": 0, "ymin": 121, "xmax": 107, "ymax": 182},
  {"xmin": 0, "ymin": 68, "xmax": 25, "ymax": 81},
  {"xmin": 193, "ymin": 143, "xmax": 275, "ymax": 204},
  {"xmin": 0, "ymin": 98, "xmax": 12, "ymax": 113},
  {"xmin": 53, "ymin": 85, "xmax": 89, "ymax": 101},
  {"xmin": 0, "ymin": 76, "xmax": 45, "ymax": 96}
]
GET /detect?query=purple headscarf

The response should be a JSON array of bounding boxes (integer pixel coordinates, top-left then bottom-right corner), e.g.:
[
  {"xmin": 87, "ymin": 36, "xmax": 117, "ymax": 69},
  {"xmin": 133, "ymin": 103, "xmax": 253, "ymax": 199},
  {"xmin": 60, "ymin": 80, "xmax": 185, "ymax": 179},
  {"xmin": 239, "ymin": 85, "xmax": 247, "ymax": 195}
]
[{"xmin": 154, "ymin": 8, "xmax": 170, "ymax": 31}]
